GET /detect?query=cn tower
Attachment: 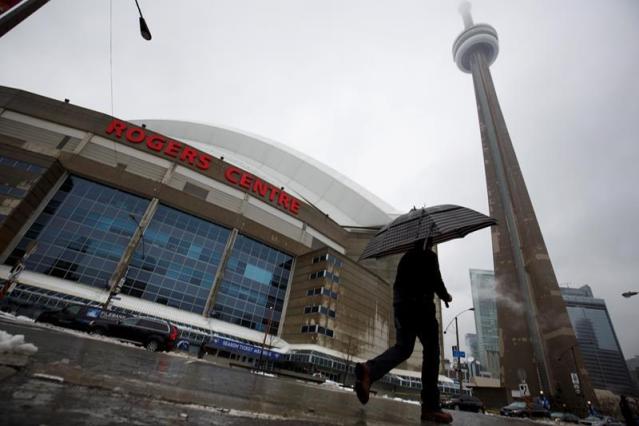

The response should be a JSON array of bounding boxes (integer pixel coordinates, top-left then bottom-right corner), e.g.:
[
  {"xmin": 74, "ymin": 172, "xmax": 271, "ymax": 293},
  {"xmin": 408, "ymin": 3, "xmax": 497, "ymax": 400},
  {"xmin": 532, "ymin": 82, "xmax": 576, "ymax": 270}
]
[{"xmin": 452, "ymin": 2, "xmax": 596, "ymax": 410}]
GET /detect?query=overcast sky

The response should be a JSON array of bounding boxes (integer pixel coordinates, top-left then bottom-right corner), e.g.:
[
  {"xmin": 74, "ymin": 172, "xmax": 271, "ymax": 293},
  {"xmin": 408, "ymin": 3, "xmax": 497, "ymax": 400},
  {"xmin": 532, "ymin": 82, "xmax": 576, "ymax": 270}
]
[{"xmin": 1, "ymin": 0, "xmax": 638, "ymax": 361}]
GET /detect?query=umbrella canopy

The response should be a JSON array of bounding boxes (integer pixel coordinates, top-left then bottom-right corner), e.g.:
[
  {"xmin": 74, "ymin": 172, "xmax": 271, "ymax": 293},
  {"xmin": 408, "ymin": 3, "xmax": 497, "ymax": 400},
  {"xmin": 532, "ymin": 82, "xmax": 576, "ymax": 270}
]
[{"xmin": 359, "ymin": 204, "xmax": 497, "ymax": 260}]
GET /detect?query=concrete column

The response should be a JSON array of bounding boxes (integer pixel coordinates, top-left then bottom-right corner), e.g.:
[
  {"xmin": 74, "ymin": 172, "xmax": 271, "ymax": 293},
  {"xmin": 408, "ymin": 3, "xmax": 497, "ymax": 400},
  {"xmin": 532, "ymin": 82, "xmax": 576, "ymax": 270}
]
[
  {"xmin": 277, "ymin": 257, "xmax": 296, "ymax": 338},
  {"xmin": 106, "ymin": 164, "xmax": 176, "ymax": 296},
  {"xmin": 0, "ymin": 171, "xmax": 68, "ymax": 263},
  {"xmin": 107, "ymin": 197, "xmax": 159, "ymax": 294},
  {"xmin": 203, "ymin": 228, "xmax": 239, "ymax": 317}
]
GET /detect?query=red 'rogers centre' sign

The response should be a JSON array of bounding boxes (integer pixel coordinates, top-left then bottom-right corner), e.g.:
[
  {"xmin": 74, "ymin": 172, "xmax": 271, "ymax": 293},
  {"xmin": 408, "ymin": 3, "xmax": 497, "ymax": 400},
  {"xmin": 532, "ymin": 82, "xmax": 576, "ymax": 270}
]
[
  {"xmin": 105, "ymin": 119, "xmax": 302, "ymax": 215},
  {"xmin": 106, "ymin": 119, "xmax": 212, "ymax": 170},
  {"xmin": 224, "ymin": 166, "xmax": 301, "ymax": 214}
]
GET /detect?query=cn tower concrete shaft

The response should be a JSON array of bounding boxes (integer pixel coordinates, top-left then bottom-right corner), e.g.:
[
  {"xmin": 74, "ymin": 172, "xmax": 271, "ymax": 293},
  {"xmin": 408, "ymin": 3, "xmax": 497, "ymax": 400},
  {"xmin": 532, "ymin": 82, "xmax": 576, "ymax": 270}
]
[{"xmin": 452, "ymin": 2, "xmax": 596, "ymax": 411}]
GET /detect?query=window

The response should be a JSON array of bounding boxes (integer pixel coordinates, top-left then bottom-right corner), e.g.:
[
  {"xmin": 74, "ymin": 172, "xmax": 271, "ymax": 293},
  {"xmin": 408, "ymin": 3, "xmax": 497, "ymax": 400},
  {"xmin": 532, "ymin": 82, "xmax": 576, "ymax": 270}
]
[
  {"xmin": 309, "ymin": 266, "xmax": 340, "ymax": 283},
  {"xmin": 306, "ymin": 287, "xmax": 337, "ymax": 299},
  {"xmin": 211, "ymin": 234, "xmax": 293, "ymax": 334},
  {"xmin": 123, "ymin": 203, "xmax": 230, "ymax": 314},
  {"xmin": 309, "ymin": 270, "xmax": 326, "ymax": 280},
  {"xmin": 64, "ymin": 305, "xmax": 81, "ymax": 315},
  {"xmin": 121, "ymin": 318, "xmax": 139, "ymax": 327},
  {"xmin": 311, "ymin": 253, "xmax": 343, "ymax": 269},
  {"xmin": 300, "ymin": 324, "xmax": 334, "ymax": 338},
  {"xmin": 0, "ymin": 155, "xmax": 45, "ymax": 174},
  {"xmin": 7, "ymin": 176, "xmax": 150, "ymax": 288},
  {"xmin": 138, "ymin": 318, "xmax": 168, "ymax": 332},
  {"xmin": 303, "ymin": 304, "xmax": 336, "ymax": 318},
  {"xmin": 0, "ymin": 185, "xmax": 27, "ymax": 198}
]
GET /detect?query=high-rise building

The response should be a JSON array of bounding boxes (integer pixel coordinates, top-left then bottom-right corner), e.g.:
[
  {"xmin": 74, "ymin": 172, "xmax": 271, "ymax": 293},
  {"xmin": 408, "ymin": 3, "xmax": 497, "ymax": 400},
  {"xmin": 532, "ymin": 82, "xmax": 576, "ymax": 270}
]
[
  {"xmin": 628, "ymin": 356, "xmax": 639, "ymax": 390},
  {"xmin": 452, "ymin": 3, "xmax": 595, "ymax": 409},
  {"xmin": 561, "ymin": 286, "xmax": 636, "ymax": 395},
  {"xmin": 469, "ymin": 269, "xmax": 499, "ymax": 378},
  {"xmin": 465, "ymin": 333, "xmax": 479, "ymax": 361}
]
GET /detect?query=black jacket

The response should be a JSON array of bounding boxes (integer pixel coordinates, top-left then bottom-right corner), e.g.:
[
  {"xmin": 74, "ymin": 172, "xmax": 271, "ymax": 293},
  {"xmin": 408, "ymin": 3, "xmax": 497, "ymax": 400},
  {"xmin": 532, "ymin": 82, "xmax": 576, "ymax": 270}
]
[{"xmin": 393, "ymin": 248, "xmax": 450, "ymax": 307}]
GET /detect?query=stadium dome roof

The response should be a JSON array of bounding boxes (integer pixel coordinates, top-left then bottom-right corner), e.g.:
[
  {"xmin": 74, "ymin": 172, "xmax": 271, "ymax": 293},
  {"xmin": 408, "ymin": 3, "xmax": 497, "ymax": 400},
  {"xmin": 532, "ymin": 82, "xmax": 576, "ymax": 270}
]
[{"xmin": 131, "ymin": 120, "xmax": 398, "ymax": 227}]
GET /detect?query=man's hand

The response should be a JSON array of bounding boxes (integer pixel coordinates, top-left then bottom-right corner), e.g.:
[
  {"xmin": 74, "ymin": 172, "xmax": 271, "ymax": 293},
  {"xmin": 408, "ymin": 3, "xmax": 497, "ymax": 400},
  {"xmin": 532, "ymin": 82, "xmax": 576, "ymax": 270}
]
[{"xmin": 442, "ymin": 293, "xmax": 452, "ymax": 308}]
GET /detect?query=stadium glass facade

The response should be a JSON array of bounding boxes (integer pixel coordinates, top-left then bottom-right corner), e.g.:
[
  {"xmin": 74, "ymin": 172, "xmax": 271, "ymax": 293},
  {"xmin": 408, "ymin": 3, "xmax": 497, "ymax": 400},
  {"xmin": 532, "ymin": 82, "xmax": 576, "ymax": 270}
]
[
  {"xmin": 8, "ymin": 175, "xmax": 293, "ymax": 331},
  {"xmin": 124, "ymin": 203, "xmax": 230, "ymax": 314},
  {"xmin": 211, "ymin": 234, "xmax": 293, "ymax": 334},
  {"xmin": 7, "ymin": 176, "xmax": 149, "ymax": 288}
]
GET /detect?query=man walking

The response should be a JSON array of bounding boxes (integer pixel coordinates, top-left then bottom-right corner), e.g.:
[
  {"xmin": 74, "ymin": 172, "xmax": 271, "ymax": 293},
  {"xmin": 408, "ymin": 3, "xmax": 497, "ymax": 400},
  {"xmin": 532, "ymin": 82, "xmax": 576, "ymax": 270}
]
[{"xmin": 354, "ymin": 240, "xmax": 453, "ymax": 423}]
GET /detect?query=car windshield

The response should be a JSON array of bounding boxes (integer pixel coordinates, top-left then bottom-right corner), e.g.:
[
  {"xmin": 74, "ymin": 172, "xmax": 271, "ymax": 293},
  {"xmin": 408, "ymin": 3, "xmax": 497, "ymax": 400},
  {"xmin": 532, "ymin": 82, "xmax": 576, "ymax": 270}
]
[
  {"xmin": 507, "ymin": 402, "xmax": 526, "ymax": 409},
  {"xmin": 64, "ymin": 305, "xmax": 81, "ymax": 315}
]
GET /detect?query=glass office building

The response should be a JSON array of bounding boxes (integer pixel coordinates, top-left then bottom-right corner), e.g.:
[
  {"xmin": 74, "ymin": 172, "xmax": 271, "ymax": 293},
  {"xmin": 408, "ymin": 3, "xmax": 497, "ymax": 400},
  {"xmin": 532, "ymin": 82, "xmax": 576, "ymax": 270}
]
[
  {"xmin": 561, "ymin": 285, "xmax": 636, "ymax": 395},
  {"xmin": 469, "ymin": 269, "xmax": 500, "ymax": 378}
]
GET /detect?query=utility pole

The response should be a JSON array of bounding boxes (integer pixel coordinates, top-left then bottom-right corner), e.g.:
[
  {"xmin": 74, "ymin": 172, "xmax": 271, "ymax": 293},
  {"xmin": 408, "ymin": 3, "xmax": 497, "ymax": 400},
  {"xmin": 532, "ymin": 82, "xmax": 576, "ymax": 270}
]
[
  {"xmin": 443, "ymin": 307, "xmax": 474, "ymax": 396},
  {"xmin": 455, "ymin": 315, "xmax": 462, "ymax": 395},
  {"xmin": 257, "ymin": 304, "xmax": 275, "ymax": 371}
]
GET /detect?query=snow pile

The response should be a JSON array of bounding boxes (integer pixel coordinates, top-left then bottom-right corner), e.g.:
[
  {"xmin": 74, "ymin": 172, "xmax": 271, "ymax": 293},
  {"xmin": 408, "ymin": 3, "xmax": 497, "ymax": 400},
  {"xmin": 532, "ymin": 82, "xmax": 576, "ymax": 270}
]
[
  {"xmin": 379, "ymin": 394, "xmax": 420, "ymax": 405},
  {"xmin": 0, "ymin": 311, "xmax": 35, "ymax": 322},
  {"xmin": 319, "ymin": 380, "xmax": 353, "ymax": 392},
  {"xmin": 251, "ymin": 370, "xmax": 276, "ymax": 378},
  {"xmin": 0, "ymin": 329, "xmax": 38, "ymax": 355}
]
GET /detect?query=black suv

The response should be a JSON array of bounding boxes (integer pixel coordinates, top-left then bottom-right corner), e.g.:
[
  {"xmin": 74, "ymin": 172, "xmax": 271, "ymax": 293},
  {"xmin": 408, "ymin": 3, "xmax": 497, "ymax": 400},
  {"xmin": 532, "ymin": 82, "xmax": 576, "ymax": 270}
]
[
  {"xmin": 89, "ymin": 316, "xmax": 179, "ymax": 352},
  {"xmin": 442, "ymin": 395, "xmax": 485, "ymax": 413},
  {"xmin": 36, "ymin": 304, "xmax": 121, "ymax": 331}
]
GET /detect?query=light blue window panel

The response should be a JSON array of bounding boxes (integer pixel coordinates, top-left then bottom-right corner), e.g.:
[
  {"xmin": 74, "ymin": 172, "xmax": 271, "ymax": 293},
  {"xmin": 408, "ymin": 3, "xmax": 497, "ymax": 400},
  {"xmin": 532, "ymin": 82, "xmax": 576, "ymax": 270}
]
[{"xmin": 244, "ymin": 264, "xmax": 273, "ymax": 285}]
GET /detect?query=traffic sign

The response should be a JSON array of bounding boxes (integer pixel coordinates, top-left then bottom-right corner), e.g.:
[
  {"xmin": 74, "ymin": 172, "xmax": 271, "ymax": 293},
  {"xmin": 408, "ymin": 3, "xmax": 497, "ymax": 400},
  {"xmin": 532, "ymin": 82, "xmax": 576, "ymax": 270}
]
[
  {"xmin": 453, "ymin": 350, "xmax": 466, "ymax": 358},
  {"xmin": 519, "ymin": 383, "xmax": 530, "ymax": 397},
  {"xmin": 571, "ymin": 372, "xmax": 581, "ymax": 394}
]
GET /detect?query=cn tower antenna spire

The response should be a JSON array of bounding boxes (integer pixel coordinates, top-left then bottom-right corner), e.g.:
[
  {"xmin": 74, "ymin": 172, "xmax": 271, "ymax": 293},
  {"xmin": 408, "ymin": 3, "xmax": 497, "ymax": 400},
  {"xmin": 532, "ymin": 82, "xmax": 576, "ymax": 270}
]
[{"xmin": 458, "ymin": 1, "xmax": 474, "ymax": 29}]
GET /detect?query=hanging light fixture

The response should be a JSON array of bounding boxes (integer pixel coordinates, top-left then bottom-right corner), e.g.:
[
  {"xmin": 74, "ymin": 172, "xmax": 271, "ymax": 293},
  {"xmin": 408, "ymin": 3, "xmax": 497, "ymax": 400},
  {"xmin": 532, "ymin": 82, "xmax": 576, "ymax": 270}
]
[{"xmin": 134, "ymin": 0, "xmax": 152, "ymax": 40}]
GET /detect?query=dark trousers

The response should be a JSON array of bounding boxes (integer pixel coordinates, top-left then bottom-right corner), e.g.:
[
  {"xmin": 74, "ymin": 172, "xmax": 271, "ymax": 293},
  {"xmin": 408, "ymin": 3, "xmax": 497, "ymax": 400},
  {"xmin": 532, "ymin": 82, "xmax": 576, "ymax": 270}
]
[{"xmin": 366, "ymin": 303, "xmax": 440, "ymax": 409}]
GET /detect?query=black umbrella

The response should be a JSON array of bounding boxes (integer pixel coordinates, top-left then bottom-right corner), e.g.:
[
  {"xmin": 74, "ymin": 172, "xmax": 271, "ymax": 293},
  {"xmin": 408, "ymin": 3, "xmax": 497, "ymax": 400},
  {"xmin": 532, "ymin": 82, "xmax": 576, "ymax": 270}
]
[{"xmin": 360, "ymin": 204, "xmax": 496, "ymax": 260}]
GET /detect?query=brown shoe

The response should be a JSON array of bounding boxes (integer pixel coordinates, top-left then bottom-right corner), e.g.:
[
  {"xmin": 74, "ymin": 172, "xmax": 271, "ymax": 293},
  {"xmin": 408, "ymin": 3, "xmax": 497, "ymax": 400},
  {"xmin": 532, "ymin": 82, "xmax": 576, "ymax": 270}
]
[
  {"xmin": 421, "ymin": 409, "xmax": 453, "ymax": 423},
  {"xmin": 354, "ymin": 363, "xmax": 371, "ymax": 405}
]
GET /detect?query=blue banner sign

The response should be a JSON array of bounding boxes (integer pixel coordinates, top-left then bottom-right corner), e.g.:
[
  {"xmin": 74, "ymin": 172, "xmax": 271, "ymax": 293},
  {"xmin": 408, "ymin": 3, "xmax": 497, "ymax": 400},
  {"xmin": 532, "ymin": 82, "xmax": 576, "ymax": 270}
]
[
  {"xmin": 453, "ymin": 350, "xmax": 466, "ymax": 358},
  {"xmin": 208, "ymin": 336, "xmax": 282, "ymax": 361}
]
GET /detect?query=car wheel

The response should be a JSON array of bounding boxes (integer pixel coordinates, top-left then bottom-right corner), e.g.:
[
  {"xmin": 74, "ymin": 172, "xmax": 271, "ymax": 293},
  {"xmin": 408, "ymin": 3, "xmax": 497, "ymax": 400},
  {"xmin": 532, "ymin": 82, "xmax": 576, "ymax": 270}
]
[
  {"xmin": 90, "ymin": 327, "xmax": 105, "ymax": 335},
  {"xmin": 145, "ymin": 339, "xmax": 160, "ymax": 352}
]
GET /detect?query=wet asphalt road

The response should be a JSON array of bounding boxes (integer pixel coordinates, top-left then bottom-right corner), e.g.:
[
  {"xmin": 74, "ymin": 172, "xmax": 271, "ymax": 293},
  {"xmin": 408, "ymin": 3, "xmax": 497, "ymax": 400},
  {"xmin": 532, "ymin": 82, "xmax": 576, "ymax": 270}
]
[{"xmin": 0, "ymin": 318, "xmax": 543, "ymax": 425}]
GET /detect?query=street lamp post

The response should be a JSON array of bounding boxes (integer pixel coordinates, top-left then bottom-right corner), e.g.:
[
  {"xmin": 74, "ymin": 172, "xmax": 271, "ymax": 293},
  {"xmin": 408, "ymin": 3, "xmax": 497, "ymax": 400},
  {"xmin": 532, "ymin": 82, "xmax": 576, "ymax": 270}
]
[
  {"xmin": 444, "ymin": 307, "xmax": 475, "ymax": 395},
  {"xmin": 622, "ymin": 291, "xmax": 638, "ymax": 298},
  {"xmin": 257, "ymin": 304, "xmax": 275, "ymax": 372}
]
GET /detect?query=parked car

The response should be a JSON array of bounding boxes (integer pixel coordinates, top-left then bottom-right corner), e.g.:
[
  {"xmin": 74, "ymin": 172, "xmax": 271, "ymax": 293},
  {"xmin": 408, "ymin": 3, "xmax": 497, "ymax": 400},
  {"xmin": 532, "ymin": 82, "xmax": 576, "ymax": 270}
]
[
  {"xmin": 579, "ymin": 416, "xmax": 624, "ymax": 426},
  {"xmin": 442, "ymin": 395, "xmax": 485, "ymax": 413},
  {"xmin": 500, "ymin": 401, "xmax": 550, "ymax": 418},
  {"xmin": 551, "ymin": 411, "xmax": 580, "ymax": 423},
  {"xmin": 89, "ymin": 316, "xmax": 179, "ymax": 352},
  {"xmin": 36, "ymin": 304, "xmax": 114, "ymax": 331}
]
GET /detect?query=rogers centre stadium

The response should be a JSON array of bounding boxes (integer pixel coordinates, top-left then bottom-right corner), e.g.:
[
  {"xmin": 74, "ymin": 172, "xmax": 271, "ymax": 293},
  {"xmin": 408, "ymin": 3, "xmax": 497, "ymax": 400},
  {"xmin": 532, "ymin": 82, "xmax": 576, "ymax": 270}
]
[{"xmin": 0, "ymin": 86, "xmax": 449, "ymax": 392}]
